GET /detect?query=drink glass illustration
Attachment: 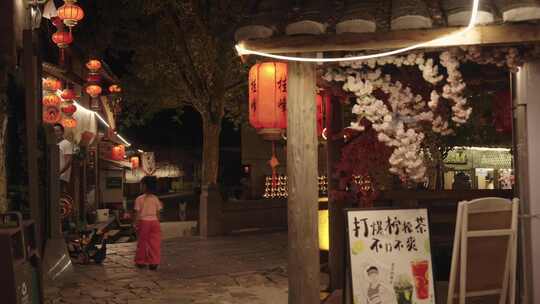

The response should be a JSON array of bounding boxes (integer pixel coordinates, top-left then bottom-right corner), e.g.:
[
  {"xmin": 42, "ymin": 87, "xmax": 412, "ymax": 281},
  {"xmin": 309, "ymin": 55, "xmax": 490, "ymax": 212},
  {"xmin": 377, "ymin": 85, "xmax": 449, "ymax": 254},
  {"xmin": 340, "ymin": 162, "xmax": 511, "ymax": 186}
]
[{"xmin": 411, "ymin": 260, "xmax": 429, "ymax": 299}]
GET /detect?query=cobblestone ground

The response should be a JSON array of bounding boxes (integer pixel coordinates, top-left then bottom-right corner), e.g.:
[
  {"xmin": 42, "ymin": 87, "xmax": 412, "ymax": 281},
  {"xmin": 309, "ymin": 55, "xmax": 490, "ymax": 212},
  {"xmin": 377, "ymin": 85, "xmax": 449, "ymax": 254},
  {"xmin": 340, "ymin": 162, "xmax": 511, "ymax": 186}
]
[{"xmin": 44, "ymin": 233, "xmax": 291, "ymax": 304}]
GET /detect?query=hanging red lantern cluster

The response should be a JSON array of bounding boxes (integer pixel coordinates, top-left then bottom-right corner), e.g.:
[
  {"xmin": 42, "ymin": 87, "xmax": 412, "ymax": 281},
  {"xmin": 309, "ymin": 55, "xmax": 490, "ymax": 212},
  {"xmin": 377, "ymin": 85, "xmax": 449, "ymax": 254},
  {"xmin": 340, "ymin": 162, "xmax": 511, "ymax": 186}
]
[
  {"xmin": 111, "ymin": 145, "xmax": 125, "ymax": 161},
  {"xmin": 42, "ymin": 77, "xmax": 63, "ymax": 118},
  {"xmin": 85, "ymin": 59, "xmax": 103, "ymax": 98},
  {"xmin": 57, "ymin": 0, "xmax": 85, "ymax": 28}
]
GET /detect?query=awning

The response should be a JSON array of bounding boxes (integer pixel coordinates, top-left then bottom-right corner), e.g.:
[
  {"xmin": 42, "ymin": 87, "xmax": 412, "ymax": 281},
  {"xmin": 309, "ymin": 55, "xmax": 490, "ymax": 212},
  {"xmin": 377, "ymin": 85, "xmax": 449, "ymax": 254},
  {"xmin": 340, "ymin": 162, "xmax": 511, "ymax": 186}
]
[{"xmin": 101, "ymin": 158, "xmax": 132, "ymax": 170}]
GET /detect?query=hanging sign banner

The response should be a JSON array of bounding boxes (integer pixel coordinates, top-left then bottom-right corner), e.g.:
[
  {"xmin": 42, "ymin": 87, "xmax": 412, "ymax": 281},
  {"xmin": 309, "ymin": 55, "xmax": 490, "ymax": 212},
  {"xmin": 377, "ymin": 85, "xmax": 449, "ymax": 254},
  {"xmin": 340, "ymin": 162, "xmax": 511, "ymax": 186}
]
[{"xmin": 346, "ymin": 208, "xmax": 435, "ymax": 304}]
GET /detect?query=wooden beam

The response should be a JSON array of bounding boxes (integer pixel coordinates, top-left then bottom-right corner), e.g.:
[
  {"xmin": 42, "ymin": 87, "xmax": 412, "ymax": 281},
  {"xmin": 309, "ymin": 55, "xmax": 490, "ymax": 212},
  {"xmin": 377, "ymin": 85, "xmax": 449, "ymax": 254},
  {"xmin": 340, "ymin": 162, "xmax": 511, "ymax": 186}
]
[
  {"xmin": 240, "ymin": 24, "xmax": 540, "ymax": 55},
  {"xmin": 287, "ymin": 58, "xmax": 320, "ymax": 303}
]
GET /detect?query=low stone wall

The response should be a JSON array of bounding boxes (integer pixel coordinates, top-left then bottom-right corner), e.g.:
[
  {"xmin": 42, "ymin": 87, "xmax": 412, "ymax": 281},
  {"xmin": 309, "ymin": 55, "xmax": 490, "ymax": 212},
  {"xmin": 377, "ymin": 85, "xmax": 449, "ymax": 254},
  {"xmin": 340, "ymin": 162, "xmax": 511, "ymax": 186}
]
[{"xmin": 221, "ymin": 199, "xmax": 287, "ymax": 233}]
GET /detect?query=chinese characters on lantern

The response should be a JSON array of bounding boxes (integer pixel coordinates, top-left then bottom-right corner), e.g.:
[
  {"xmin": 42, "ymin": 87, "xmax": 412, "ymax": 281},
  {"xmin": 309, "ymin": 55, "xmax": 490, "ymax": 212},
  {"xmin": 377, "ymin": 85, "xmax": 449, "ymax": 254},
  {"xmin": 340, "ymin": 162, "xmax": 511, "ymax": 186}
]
[{"xmin": 347, "ymin": 209, "xmax": 435, "ymax": 304}]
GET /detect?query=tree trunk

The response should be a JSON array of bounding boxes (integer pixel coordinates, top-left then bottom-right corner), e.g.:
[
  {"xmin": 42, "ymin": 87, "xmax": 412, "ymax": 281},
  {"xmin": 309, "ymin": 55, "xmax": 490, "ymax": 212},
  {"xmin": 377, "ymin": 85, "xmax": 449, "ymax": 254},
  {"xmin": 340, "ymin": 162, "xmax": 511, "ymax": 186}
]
[
  {"xmin": 201, "ymin": 117, "xmax": 221, "ymax": 186},
  {"xmin": 199, "ymin": 115, "xmax": 223, "ymax": 238}
]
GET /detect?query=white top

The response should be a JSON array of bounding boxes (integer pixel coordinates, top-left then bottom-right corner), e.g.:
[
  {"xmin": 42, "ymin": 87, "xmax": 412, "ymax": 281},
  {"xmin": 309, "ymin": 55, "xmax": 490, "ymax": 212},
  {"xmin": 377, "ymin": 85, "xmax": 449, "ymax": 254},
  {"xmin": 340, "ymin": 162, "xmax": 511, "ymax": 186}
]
[{"xmin": 58, "ymin": 139, "xmax": 73, "ymax": 182}]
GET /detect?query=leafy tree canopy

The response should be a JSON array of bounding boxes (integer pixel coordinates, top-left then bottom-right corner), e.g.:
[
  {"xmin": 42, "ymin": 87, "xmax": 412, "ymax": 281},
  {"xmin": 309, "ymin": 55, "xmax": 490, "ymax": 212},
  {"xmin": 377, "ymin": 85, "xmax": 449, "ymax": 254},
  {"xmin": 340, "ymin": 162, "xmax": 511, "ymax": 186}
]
[{"xmin": 75, "ymin": 0, "xmax": 251, "ymax": 129}]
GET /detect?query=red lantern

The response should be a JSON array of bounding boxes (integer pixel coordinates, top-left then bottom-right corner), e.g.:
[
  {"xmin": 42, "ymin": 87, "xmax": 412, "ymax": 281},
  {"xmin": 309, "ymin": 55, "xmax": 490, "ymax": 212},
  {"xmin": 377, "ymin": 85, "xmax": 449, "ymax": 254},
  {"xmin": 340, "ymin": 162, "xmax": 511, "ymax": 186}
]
[
  {"xmin": 86, "ymin": 84, "xmax": 102, "ymax": 98},
  {"xmin": 61, "ymin": 104, "xmax": 77, "ymax": 117},
  {"xmin": 248, "ymin": 62, "xmax": 288, "ymax": 141},
  {"xmin": 86, "ymin": 73, "xmax": 102, "ymax": 83},
  {"xmin": 111, "ymin": 145, "xmax": 125, "ymax": 161},
  {"xmin": 61, "ymin": 117, "xmax": 77, "ymax": 128},
  {"xmin": 43, "ymin": 95, "xmax": 61, "ymax": 107},
  {"xmin": 248, "ymin": 62, "xmax": 326, "ymax": 140},
  {"xmin": 43, "ymin": 77, "xmax": 62, "ymax": 91},
  {"xmin": 130, "ymin": 156, "xmax": 140, "ymax": 169},
  {"xmin": 52, "ymin": 30, "xmax": 73, "ymax": 48},
  {"xmin": 86, "ymin": 59, "xmax": 102, "ymax": 72},
  {"xmin": 316, "ymin": 92, "xmax": 328, "ymax": 137},
  {"xmin": 109, "ymin": 84, "xmax": 122, "ymax": 93},
  {"xmin": 57, "ymin": 1, "xmax": 84, "ymax": 27},
  {"xmin": 43, "ymin": 106, "xmax": 62, "ymax": 124},
  {"xmin": 61, "ymin": 88, "xmax": 76, "ymax": 100}
]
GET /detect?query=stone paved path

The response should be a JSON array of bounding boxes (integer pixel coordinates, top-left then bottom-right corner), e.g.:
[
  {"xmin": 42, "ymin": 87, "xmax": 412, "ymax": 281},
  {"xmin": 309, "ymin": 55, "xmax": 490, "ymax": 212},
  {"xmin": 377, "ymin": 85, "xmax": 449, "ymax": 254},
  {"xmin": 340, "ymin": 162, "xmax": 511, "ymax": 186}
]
[{"xmin": 44, "ymin": 233, "xmax": 291, "ymax": 304}]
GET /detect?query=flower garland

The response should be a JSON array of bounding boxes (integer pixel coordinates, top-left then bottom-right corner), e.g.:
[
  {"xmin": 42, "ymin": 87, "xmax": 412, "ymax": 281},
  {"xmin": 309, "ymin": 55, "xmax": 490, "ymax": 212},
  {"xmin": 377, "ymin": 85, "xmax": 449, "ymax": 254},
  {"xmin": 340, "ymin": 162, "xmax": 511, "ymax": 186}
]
[{"xmin": 324, "ymin": 47, "xmax": 522, "ymax": 183}]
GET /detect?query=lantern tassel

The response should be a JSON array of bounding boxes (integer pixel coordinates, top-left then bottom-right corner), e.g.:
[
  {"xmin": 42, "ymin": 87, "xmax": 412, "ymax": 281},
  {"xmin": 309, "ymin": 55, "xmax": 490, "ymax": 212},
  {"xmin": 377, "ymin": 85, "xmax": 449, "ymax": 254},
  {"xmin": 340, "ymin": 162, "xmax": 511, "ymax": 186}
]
[
  {"xmin": 268, "ymin": 141, "xmax": 280, "ymax": 188},
  {"xmin": 59, "ymin": 48, "xmax": 65, "ymax": 67}
]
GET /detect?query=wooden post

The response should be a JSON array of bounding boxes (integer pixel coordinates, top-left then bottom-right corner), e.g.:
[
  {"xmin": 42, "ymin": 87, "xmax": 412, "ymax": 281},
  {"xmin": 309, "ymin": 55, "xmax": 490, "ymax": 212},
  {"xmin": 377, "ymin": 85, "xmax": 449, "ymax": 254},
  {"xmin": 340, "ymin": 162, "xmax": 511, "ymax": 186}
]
[
  {"xmin": 327, "ymin": 96, "xmax": 346, "ymax": 291},
  {"xmin": 81, "ymin": 157, "xmax": 87, "ymax": 223},
  {"xmin": 23, "ymin": 29, "xmax": 42, "ymax": 248},
  {"xmin": 287, "ymin": 59, "xmax": 320, "ymax": 303},
  {"xmin": 514, "ymin": 61, "xmax": 540, "ymax": 304},
  {"xmin": 47, "ymin": 144, "xmax": 61, "ymax": 238}
]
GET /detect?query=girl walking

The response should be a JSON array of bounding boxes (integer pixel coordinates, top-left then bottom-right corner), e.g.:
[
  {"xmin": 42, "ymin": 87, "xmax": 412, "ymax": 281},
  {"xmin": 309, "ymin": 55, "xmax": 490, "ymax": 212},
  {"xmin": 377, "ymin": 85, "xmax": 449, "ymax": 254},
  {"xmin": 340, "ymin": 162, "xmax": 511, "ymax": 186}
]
[{"xmin": 134, "ymin": 176, "xmax": 163, "ymax": 270}]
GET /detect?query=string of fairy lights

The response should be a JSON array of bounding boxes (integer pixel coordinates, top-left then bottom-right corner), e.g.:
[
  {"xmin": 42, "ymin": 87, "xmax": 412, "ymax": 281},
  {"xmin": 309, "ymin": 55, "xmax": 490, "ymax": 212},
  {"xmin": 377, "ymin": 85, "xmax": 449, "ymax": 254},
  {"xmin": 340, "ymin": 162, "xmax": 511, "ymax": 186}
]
[{"xmin": 235, "ymin": 0, "xmax": 480, "ymax": 63}]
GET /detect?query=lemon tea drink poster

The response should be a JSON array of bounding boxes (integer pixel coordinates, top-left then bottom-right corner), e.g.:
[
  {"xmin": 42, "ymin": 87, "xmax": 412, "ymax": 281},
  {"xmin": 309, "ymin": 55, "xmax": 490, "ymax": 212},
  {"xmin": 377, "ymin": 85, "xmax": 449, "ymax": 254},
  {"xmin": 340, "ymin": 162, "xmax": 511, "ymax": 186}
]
[{"xmin": 346, "ymin": 209, "xmax": 435, "ymax": 304}]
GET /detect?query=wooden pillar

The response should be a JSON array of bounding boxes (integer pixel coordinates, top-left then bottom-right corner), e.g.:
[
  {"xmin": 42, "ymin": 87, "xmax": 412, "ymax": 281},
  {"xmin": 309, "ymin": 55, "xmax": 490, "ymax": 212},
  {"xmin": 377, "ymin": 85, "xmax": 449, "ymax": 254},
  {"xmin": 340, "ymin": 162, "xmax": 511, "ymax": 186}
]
[
  {"xmin": 23, "ymin": 29, "xmax": 42, "ymax": 248},
  {"xmin": 327, "ymin": 96, "xmax": 345, "ymax": 291},
  {"xmin": 287, "ymin": 59, "xmax": 320, "ymax": 303},
  {"xmin": 514, "ymin": 61, "xmax": 540, "ymax": 304}
]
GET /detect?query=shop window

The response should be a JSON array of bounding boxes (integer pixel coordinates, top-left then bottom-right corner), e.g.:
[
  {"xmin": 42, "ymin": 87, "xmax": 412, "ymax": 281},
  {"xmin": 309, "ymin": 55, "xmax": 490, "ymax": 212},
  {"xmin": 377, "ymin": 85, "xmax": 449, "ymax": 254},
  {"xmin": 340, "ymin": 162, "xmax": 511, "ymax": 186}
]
[{"xmin": 476, "ymin": 168, "xmax": 495, "ymax": 189}]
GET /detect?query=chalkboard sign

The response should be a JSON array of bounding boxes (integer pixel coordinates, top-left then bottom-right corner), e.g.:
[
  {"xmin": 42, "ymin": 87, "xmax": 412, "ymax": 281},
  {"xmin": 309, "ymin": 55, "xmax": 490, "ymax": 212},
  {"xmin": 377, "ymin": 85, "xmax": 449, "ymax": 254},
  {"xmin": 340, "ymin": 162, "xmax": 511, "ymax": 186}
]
[
  {"xmin": 106, "ymin": 177, "xmax": 122, "ymax": 189},
  {"xmin": 346, "ymin": 208, "xmax": 435, "ymax": 304}
]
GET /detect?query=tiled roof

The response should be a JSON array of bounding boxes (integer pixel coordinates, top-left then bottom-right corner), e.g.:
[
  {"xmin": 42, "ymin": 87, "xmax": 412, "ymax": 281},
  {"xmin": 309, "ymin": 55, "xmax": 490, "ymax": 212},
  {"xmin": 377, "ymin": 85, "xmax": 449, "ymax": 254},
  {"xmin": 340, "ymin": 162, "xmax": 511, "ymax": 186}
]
[{"xmin": 235, "ymin": 0, "xmax": 540, "ymax": 41}]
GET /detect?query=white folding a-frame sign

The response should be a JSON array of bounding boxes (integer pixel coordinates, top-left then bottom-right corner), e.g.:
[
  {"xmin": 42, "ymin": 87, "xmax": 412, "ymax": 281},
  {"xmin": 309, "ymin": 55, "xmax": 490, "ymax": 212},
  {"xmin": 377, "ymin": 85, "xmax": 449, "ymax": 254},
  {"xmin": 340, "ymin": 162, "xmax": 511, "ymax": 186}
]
[{"xmin": 447, "ymin": 197, "xmax": 519, "ymax": 304}]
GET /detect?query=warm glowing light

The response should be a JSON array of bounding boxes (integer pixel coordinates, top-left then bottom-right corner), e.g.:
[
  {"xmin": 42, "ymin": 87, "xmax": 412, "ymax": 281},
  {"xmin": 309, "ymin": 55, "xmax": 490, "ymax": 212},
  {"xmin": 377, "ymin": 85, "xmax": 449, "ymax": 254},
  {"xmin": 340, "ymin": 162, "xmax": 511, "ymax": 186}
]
[
  {"xmin": 235, "ymin": 0, "xmax": 479, "ymax": 63},
  {"xmin": 43, "ymin": 77, "xmax": 62, "ymax": 91},
  {"xmin": 109, "ymin": 84, "xmax": 122, "ymax": 93},
  {"xmin": 86, "ymin": 59, "xmax": 102, "ymax": 72},
  {"xmin": 61, "ymin": 104, "xmax": 77, "ymax": 117},
  {"xmin": 86, "ymin": 84, "xmax": 102, "ymax": 98},
  {"xmin": 43, "ymin": 106, "xmax": 62, "ymax": 124},
  {"xmin": 43, "ymin": 95, "xmax": 61, "ymax": 107},
  {"xmin": 57, "ymin": 2, "xmax": 84, "ymax": 27},
  {"xmin": 61, "ymin": 117, "xmax": 77, "ymax": 128},
  {"xmin": 61, "ymin": 88, "xmax": 76, "ymax": 100},
  {"xmin": 453, "ymin": 146, "xmax": 511, "ymax": 152},
  {"xmin": 319, "ymin": 209, "xmax": 329, "ymax": 251},
  {"xmin": 130, "ymin": 156, "xmax": 140, "ymax": 169},
  {"xmin": 52, "ymin": 30, "xmax": 73, "ymax": 48}
]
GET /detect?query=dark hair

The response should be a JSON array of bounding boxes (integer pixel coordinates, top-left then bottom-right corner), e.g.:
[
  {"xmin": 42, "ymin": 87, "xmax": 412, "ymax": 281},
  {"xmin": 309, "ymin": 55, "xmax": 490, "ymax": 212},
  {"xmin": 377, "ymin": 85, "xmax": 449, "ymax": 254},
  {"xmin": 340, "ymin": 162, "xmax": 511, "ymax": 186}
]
[
  {"xmin": 53, "ymin": 123, "xmax": 64, "ymax": 132},
  {"xmin": 141, "ymin": 176, "xmax": 157, "ymax": 194},
  {"xmin": 366, "ymin": 266, "xmax": 378, "ymax": 274}
]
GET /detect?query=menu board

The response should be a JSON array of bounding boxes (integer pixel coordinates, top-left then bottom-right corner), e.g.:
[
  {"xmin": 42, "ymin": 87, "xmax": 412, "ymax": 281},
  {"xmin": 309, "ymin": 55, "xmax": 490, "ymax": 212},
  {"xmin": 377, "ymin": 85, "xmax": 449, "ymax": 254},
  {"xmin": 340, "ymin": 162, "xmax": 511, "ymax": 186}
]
[{"xmin": 346, "ymin": 209, "xmax": 435, "ymax": 304}]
